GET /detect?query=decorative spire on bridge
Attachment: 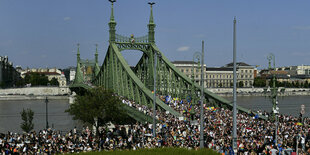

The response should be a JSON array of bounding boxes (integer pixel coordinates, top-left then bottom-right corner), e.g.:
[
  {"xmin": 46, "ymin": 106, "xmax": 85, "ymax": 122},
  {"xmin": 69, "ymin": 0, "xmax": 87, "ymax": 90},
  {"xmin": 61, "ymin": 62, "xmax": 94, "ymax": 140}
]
[
  {"xmin": 94, "ymin": 44, "xmax": 100, "ymax": 77},
  {"xmin": 148, "ymin": 2, "xmax": 156, "ymax": 43},
  {"xmin": 77, "ymin": 43, "xmax": 80, "ymax": 62},
  {"xmin": 73, "ymin": 43, "xmax": 84, "ymax": 85},
  {"xmin": 109, "ymin": 0, "xmax": 117, "ymax": 42}
]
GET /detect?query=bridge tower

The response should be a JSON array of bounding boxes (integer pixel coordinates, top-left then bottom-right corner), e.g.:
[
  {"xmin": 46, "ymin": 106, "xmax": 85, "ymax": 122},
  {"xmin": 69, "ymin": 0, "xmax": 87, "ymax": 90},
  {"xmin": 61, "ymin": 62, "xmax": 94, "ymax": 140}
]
[{"xmin": 71, "ymin": 1, "xmax": 264, "ymax": 123}]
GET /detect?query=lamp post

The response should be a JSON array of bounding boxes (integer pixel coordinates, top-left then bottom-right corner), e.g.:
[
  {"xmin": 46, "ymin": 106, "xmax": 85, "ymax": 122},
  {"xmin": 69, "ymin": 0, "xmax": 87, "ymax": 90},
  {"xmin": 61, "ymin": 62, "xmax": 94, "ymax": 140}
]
[
  {"xmin": 193, "ymin": 40, "xmax": 205, "ymax": 148},
  {"xmin": 232, "ymin": 17, "xmax": 237, "ymax": 153},
  {"xmin": 45, "ymin": 96, "xmax": 49, "ymax": 129},
  {"xmin": 267, "ymin": 53, "xmax": 279, "ymax": 145},
  {"xmin": 153, "ymin": 50, "xmax": 161, "ymax": 138}
]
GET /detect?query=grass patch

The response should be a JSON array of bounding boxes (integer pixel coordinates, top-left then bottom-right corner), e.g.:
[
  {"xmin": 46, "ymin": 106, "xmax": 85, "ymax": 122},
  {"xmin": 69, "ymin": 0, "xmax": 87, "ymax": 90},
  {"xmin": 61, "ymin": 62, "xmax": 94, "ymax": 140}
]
[{"xmin": 78, "ymin": 147, "xmax": 219, "ymax": 155}]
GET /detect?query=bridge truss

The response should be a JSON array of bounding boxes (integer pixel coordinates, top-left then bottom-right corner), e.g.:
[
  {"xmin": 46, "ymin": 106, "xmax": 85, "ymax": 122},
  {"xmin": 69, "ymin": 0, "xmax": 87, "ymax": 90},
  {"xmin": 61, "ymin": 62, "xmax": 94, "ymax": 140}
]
[{"xmin": 71, "ymin": 2, "xmax": 258, "ymax": 124}]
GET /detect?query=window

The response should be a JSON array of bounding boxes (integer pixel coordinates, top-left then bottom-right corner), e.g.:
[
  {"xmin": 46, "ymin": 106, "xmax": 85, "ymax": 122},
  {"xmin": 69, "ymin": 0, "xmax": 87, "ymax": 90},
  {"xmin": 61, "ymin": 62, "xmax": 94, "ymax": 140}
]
[
  {"xmin": 250, "ymin": 70, "xmax": 252, "ymax": 73},
  {"xmin": 196, "ymin": 75, "xmax": 198, "ymax": 78},
  {"xmin": 241, "ymin": 70, "xmax": 243, "ymax": 73},
  {"xmin": 181, "ymin": 69, "xmax": 184, "ymax": 72},
  {"xmin": 245, "ymin": 70, "xmax": 248, "ymax": 73},
  {"xmin": 186, "ymin": 69, "xmax": 188, "ymax": 72},
  {"xmin": 245, "ymin": 75, "xmax": 248, "ymax": 78}
]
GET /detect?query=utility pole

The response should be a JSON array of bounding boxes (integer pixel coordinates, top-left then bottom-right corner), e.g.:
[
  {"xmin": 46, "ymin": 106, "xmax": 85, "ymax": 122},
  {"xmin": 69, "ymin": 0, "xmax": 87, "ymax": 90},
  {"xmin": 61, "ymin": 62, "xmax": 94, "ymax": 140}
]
[
  {"xmin": 45, "ymin": 97, "xmax": 49, "ymax": 129},
  {"xmin": 232, "ymin": 17, "xmax": 238, "ymax": 153},
  {"xmin": 268, "ymin": 53, "xmax": 279, "ymax": 145},
  {"xmin": 200, "ymin": 41, "xmax": 205, "ymax": 148}
]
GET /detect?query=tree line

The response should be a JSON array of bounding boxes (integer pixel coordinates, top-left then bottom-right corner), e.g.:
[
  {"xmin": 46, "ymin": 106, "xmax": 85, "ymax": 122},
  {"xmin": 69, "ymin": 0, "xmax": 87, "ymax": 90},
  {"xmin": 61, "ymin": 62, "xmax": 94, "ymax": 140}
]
[
  {"xmin": 253, "ymin": 77, "xmax": 310, "ymax": 88},
  {"xmin": 15, "ymin": 72, "xmax": 59, "ymax": 87}
]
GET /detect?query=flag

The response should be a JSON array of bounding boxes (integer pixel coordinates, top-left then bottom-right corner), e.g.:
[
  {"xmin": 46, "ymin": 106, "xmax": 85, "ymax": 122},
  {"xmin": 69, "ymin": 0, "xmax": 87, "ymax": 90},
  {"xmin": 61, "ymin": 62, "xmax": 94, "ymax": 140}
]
[
  {"xmin": 186, "ymin": 96, "xmax": 191, "ymax": 103},
  {"xmin": 165, "ymin": 95, "xmax": 169, "ymax": 104},
  {"xmin": 188, "ymin": 104, "xmax": 192, "ymax": 112},
  {"xmin": 254, "ymin": 114, "xmax": 259, "ymax": 119}
]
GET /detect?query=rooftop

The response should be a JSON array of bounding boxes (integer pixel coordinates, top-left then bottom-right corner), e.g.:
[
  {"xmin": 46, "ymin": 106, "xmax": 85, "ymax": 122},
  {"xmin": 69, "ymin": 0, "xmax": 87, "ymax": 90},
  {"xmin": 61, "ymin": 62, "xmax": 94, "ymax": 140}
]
[
  {"xmin": 206, "ymin": 67, "xmax": 233, "ymax": 71},
  {"xmin": 172, "ymin": 61, "xmax": 198, "ymax": 65},
  {"xmin": 224, "ymin": 62, "xmax": 252, "ymax": 67}
]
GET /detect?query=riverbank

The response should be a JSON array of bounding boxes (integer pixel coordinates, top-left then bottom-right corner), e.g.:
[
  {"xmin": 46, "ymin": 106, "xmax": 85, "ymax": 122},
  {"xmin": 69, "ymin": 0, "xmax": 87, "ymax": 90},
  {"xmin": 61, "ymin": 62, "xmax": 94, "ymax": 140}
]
[
  {"xmin": 0, "ymin": 95, "xmax": 69, "ymax": 100},
  {"xmin": 0, "ymin": 87, "xmax": 309, "ymax": 100},
  {"xmin": 0, "ymin": 87, "xmax": 70, "ymax": 100},
  {"xmin": 208, "ymin": 88, "xmax": 310, "ymax": 96},
  {"xmin": 0, "ymin": 87, "xmax": 70, "ymax": 95}
]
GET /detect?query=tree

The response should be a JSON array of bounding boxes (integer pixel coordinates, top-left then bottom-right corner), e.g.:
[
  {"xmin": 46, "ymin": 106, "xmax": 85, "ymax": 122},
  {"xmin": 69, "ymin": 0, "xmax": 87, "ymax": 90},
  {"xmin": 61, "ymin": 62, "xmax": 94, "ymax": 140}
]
[
  {"xmin": 253, "ymin": 77, "xmax": 266, "ymax": 87},
  {"xmin": 304, "ymin": 81, "xmax": 309, "ymax": 88},
  {"xmin": 20, "ymin": 108, "xmax": 34, "ymax": 133},
  {"xmin": 66, "ymin": 87, "xmax": 132, "ymax": 135},
  {"xmin": 50, "ymin": 77, "xmax": 59, "ymax": 86},
  {"xmin": 24, "ymin": 72, "xmax": 49, "ymax": 86}
]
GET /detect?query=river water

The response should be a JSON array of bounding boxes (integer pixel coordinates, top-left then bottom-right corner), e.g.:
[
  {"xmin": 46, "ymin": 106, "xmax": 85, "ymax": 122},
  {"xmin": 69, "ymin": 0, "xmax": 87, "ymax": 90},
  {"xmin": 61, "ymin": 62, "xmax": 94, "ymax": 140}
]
[
  {"xmin": 0, "ymin": 96, "xmax": 309, "ymax": 133},
  {"xmin": 0, "ymin": 99, "xmax": 81, "ymax": 133},
  {"xmin": 223, "ymin": 95, "xmax": 310, "ymax": 117}
]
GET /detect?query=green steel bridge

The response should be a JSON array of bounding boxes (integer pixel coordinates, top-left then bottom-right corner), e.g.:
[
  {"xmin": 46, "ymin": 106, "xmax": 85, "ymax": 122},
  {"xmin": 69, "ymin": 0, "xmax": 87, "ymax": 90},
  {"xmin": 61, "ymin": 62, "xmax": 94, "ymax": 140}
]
[{"xmin": 70, "ymin": 2, "xmax": 264, "ymax": 123}]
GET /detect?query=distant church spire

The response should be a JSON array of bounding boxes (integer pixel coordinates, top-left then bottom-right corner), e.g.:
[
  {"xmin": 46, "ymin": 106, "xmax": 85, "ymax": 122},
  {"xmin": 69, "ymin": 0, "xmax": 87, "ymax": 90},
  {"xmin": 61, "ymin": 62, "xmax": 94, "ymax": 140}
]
[{"xmin": 77, "ymin": 43, "xmax": 80, "ymax": 62}]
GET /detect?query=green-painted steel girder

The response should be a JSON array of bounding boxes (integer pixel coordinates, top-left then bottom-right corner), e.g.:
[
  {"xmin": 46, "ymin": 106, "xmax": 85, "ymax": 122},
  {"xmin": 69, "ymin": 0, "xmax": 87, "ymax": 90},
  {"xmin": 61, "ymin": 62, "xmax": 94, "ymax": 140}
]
[
  {"xmin": 149, "ymin": 43, "xmax": 267, "ymax": 119},
  {"xmin": 122, "ymin": 104, "xmax": 159, "ymax": 124},
  {"xmin": 102, "ymin": 43, "xmax": 183, "ymax": 117}
]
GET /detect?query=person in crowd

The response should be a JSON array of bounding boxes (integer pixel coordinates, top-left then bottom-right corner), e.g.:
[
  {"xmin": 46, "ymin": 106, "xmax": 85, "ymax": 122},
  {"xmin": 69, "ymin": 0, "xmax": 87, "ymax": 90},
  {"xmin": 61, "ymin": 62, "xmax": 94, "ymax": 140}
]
[{"xmin": 1, "ymin": 94, "xmax": 309, "ymax": 154}]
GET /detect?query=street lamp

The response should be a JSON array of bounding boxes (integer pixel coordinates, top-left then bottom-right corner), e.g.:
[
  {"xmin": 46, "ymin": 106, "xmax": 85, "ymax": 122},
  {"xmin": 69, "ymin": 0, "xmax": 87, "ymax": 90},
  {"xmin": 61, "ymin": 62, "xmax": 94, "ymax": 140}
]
[
  {"xmin": 267, "ymin": 53, "xmax": 279, "ymax": 145},
  {"xmin": 232, "ymin": 17, "xmax": 237, "ymax": 153},
  {"xmin": 45, "ymin": 96, "xmax": 49, "ymax": 129},
  {"xmin": 193, "ymin": 40, "xmax": 205, "ymax": 148},
  {"xmin": 153, "ymin": 50, "xmax": 161, "ymax": 138}
]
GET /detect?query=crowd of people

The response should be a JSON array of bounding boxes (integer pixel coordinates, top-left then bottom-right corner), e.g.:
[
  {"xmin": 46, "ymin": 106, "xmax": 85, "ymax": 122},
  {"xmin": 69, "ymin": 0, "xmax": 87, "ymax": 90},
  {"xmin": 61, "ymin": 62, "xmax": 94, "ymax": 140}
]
[{"xmin": 1, "ymin": 94, "xmax": 310, "ymax": 154}]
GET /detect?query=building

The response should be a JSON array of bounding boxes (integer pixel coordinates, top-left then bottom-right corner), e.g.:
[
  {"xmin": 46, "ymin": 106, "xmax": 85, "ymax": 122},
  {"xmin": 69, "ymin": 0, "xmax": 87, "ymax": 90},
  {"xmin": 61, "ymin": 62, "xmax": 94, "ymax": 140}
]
[
  {"xmin": 21, "ymin": 68, "xmax": 67, "ymax": 87},
  {"xmin": 224, "ymin": 62, "xmax": 255, "ymax": 87},
  {"xmin": 206, "ymin": 67, "xmax": 234, "ymax": 88},
  {"xmin": 69, "ymin": 69, "xmax": 76, "ymax": 82},
  {"xmin": 172, "ymin": 61, "xmax": 207, "ymax": 87},
  {"xmin": 0, "ymin": 56, "xmax": 21, "ymax": 87},
  {"xmin": 277, "ymin": 65, "xmax": 310, "ymax": 76},
  {"xmin": 172, "ymin": 61, "xmax": 254, "ymax": 88}
]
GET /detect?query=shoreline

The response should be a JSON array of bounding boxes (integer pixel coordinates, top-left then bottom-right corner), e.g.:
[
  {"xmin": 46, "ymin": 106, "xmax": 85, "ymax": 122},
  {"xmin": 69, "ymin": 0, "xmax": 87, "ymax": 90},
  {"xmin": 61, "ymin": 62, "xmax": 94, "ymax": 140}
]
[
  {"xmin": 0, "ymin": 87, "xmax": 309, "ymax": 100},
  {"xmin": 0, "ymin": 91, "xmax": 309, "ymax": 101},
  {"xmin": 217, "ymin": 92, "xmax": 310, "ymax": 97},
  {"xmin": 208, "ymin": 88, "xmax": 310, "ymax": 97},
  {"xmin": 0, "ymin": 95, "xmax": 69, "ymax": 100}
]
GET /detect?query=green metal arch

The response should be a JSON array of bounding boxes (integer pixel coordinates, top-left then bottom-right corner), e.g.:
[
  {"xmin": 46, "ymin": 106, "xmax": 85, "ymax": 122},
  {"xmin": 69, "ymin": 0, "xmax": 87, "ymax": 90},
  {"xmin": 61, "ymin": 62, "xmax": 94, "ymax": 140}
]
[
  {"xmin": 110, "ymin": 42, "xmax": 182, "ymax": 117},
  {"xmin": 116, "ymin": 43, "xmax": 150, "ymax": 55}
]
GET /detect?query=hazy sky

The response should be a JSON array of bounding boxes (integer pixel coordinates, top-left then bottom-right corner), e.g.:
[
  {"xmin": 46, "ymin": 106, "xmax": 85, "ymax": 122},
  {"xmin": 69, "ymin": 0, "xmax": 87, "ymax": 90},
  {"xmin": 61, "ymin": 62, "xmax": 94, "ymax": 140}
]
[{"xmin": 0, "ymin": 0, "xmax": 309, "ymax": 69}]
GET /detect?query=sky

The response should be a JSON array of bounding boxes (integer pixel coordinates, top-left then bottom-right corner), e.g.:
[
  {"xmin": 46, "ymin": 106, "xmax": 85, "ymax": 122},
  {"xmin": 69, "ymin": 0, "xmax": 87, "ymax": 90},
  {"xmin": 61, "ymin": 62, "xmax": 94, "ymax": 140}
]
[{"xmin": 0, "ymin": 0, "xmax": 309, "ymax": 69}]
